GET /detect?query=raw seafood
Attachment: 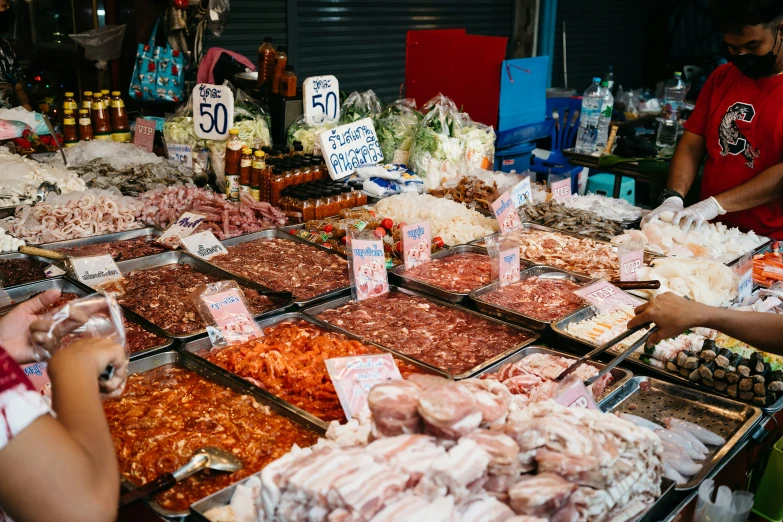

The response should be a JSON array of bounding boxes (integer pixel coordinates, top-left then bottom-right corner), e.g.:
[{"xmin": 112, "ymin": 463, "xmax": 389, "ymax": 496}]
[
  {"xmin": 2, "ymin": 190, "xmax": 143, "ymax": 244},
  {"xmin": 562, "ymin": 194, "xmax": 643, "ymax": 223},
  {"xmin": 0, "ymin": 257, "xmax": 47, "ymax": 286},
  {"xmin": 136, "ymin": 187, "xmax": 286, "ymax": 240},
  {"xmin": 520, "ymin": 201, "xmax": 624, "ymax": 242},
  {"xmin": 475, "ymin": 276, "xmax": 586, "ymax": 322},
  {"xmin": 612, "ymin": 214, "xmax": 764, "ymax": 262},
  {"xmin": 401, "ymin": 252, "xmax": 492, "ymax": 293},
  {"xmin": 373, "ymin": 193, "xmax": 498, "ymax": 246},
  {"xmin": 315, "ymin": 292, "xmax": 531, "ymax": 375},
  {"xmin": 633, "ymin": 257, "xmax": 737, "ymax": 306},
  {"xmin": 103, "ymin": 365, "xmax": 318, "ymax": 512},
  {"xmin": 664, "ymin": 418, "xmax": 726, "ymax": 445},
  {"xmin": 0, "ymin": 147, "xmax": 86, "ymax": 206},
  {"xmin": 753, "ymin": 249, "xmax": 783, "ymax": 286},
  {"xmin": 211, "ymin": 237, "xmax": 349, "ymax": 300},
  {"xmin": 0, "ymin": 227, "xmax": 25, "ymax": 252},
  {"xmin": 50, "ymin": 235, "xmax": 170, "ymax": 261},
  {"xmin": 564, "ymin": 304, "xmax": 640, "ymax": 346}
]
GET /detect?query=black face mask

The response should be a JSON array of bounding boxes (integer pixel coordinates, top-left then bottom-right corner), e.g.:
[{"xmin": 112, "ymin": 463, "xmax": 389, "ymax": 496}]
[
  {"xmin": 0, "ymin": 9, "xmax": 14, "ymax": 33},
  {"xmin": 728, "ymin": 30, "xmax": 782, "ymax": 78}
]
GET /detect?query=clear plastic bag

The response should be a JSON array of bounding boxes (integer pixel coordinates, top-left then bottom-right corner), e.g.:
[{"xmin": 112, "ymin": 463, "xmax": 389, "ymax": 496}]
[
  {"xmin": 286, "ymin": 114, "xmax": 338, "ymax": 154},
  {"xmin": 409, "ymin": 93, "xmax": 467, "ymax": 190},
  {"xmin": 195, "ymin": 281, "xmax": 263, "ymax": 347},
  {"xmin": 346, "ymin": 229, "xmax": 389, "ymax": 302},
  {"xmin": 69, "ymin": 25, "xmax": 127, "ymax": 70},
  {"xmin": 485, "ymin": 232, "xmax": 521, "ymax": 286},
  {"xmin": 376, "ymin": 99, "xmax": 422, "ymax": 165},
  {"xmin": 234, "ymin": 89, "xmax": 272, "ymax": 148},
  {"xmin": 339, "ymin": 90, "xmax": 382, "ymax": 124},
  {"xmin": 457, "ymin": 114, "xmax": 496, "ymax": 172},
  {"xmin": 693, "ymin": 480, "xmax": 753, "ymax": 522},
  {"xmin": 207, "ymin": 0, "xmax": 230, "ymax": 37}
]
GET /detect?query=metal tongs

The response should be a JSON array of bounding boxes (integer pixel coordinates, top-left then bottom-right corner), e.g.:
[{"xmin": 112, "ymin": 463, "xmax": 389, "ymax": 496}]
[
  {"xmin": 584, "ymin": 326, "xmax": 658, "ymax": 386},
  {"xmin": 537, "ymin": 271, "xmax": 661, "ymax": 291}
]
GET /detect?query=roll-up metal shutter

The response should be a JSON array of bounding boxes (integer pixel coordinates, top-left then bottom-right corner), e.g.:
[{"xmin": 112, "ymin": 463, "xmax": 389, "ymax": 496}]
[{"xmin": 204, "ymin": 0, "xmax": 288, "ymax": 63}]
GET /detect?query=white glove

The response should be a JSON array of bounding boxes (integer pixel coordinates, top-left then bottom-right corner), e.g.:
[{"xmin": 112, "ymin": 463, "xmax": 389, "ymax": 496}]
[
  {"xmin": 671, "ymin": 196, "xmax": 726, "ymax": 232},
  {"xmin": 641, "ymin": 196, "xmax": 684, "ymax": 227}
]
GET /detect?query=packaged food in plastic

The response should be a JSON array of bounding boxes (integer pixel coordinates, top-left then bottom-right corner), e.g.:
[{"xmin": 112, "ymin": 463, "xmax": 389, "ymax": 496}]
[
  {"xmin": 409, "ymin": 93, "xmax": 467, "ymax": 190},
  {"xmin": 233, "ymin": 89, "xmax": 272, "ymax": 148},
  {"xmin": 195, "ymin": 280, "xmax": 263, "ymax": 347},
  {"xmin": 346, "ymin": 230, "xmax": 388, "ymax": 301},
  {"xmin": 485, "ymin": 232, "xmax": 520, "ymax": 286},
  {"xmin": 286, "ymin": 114, "xmax": 338, "ymax": 154},
  {"xmin": 376, "ymin": 99, "xmax": 422, "ymax": 165},
  {"xmin": 339, "ymin": 90, "xmax": 382, "ymax": 124},
  {"xmin": 457, "ymin": 114, "xmax": 496, "ymax": 171}
]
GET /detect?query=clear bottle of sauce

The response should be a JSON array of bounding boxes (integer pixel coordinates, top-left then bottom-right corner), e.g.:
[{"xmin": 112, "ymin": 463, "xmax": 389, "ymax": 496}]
[
  {"xmin": 280, "ymin": 65, "xmax": 297, "ymax": 97},
  {"xmin": 257, "ymin": 37, "xmax": 276, "ymax": 90},
  {"xmin": 291, "ymin": 160, "xmax": 304, "ymax": 186},
  {"xmin": 293, "ymin": 142, "xmax": 304, "ymax": 156},
  {"xmin": 270, "ymin": 168, "xmax": 285, "ymax": 207},
  {"xmin": 63, "ymin": 92, "xmax": 77, "ymax": 111},
  {"xmin": 62, "ymin": 110, "xmax": 78, "ymax": 147},
  {"xmin": 78, "ymin": 109, "xmax": 93, "ymax": 141},
  {"xmin": 109, "ymin": 91, "xmax": 131, "ymax": 142},
  {"xmin": 251, "ymin": 150, "xmax": 266, "ymax": 202},
  {"xmin": 341, "ymin": 185, "xmax": 355, "ymax": 209},
  {"xmin": 225, "ymin": 129, "xmax": 243, "ymax": 200},
  {"xmin": 301, "ymin": 159, "xmax": 313, "ymax": 183},
  {"xmin": 271, "ymin": 45, "xmax": 288, "ymax": 95},
  {"xmin": 91, "ymin": 93, "xmax": 112, "ymax": 139},
  {"xmin": 282, "ymin": 163, "xmax": 294, "ymax": 188},
  {"xmin": 81, "ymin": 91, "xmax": 93, "ymax": 115},
  {"xmin": 100, "ymin": 89, "xmax": 111, "ymax": 103},
  {"xmin": 239, "ymin": 147, "xmax": 253, "ymax": 196}
]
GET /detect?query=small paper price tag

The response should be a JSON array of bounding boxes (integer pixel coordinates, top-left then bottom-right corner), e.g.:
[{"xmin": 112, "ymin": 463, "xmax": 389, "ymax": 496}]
[
  {"xmin": 193, "ymin": 83, "xmax": 235, "ymax": 141},
  {"xmin": 156, "ymin": 212, "xmax": 206, "ymax": 247},
  {"xmin": 71, "ymin": 254, "xmax": 124, "ymax": 288},
  {"xmin": 325, "ymin": 353, "xmax": 402, "ymax": 420},
  {"xmin": 167, "ymin": 143, "xmax": 193, "ymax": 167},
  {"xmin": 349, "ymin": 237, "xmax": 389, "ymax": 301},
  {"xmin": 401, "ymin": 222, "xmax": 431, "ymax": 270},
  {"xmin": 44, "ymin": 264, "xmax": 66, "ymax": 278},
  {"xmin": 133, "ymin": 118, "xmax": 156, "ymax": 152},
  {"xmin": 491, "ymin": 192, "xmax": 522, "ymax": 233},
  {"xmin": 498, "ymin": 246, "xmax": 521, "ymax": 287},
  {"xmin": 200, "ymin": 286, "xmax": 263, "ymax": 346},
  {"xmin": 618, "ymin": 247, "xmax": 644, "ymax": 282},
  {"xmin": 574, "ymin": 280, "xmax": 644, "ymax": 313},
  {"xmin": 511, "ymin": 176, "xmax": 532, "ymax": 208},
  {"xmin": 555, "ymin": 379, "xmax": 600, "ymax": 410},
  {"xmin": 180, "ymin": 231, "xmax": 228, "ymax": 260},
  {"xmin": 550, "ymin": 177, "xmax": 572, "ymax": 200}
]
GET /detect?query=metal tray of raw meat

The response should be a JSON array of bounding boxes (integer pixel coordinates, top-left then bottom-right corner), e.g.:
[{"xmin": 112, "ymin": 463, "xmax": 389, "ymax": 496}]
[
  {"xmin": 0, "ymin": 251, "xmax": 57, "ymax": 287},
  {"xmin": 208, "ymin": 228, "xmax": 352, "ymax": 309},
  {"xmin": 35, "ymin": 227, "xmax": 163, "ymax": 256},
  {"xmin": 473, "ymin": 345, "xmax": 632, "ymax": 405},
  {"xmin": 390, "ymin": 245, "xmax": 493, "ymax": 304},
  {"xmin": 180, "ymin": 311, "xmax": 448, "ymax": 427},
  {"xmin": 302, "ymin": 285, "xmax": 540, "ymax": 380},
  {"xmin": 600, "ymin": 376, "xmax": 762, "ymax": 490},
  {"xmin": 550, "ymin": 301, "xmax": 649, "ymax": 355},
  {"xmin": 0, "ymin": 276, "xmax": 175, "ymax": 361},
  {"xmin": 87, "ymin": 251, "xmax": 294, "ymax": 342},
  {"xmin": 469, "ymin": 266, "xmax": 594, "ymax": 331},
  {"xmin": 116, "ymin": 350, "xmax": 324, "ymax": 519}
]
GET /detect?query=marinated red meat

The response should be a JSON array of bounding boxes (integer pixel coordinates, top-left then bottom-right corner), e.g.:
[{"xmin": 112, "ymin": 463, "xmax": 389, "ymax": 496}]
[
  {"xmin": 402, "ymin": 253, "xmax": 491, "ymax": 293},
  {"xmin": 211, "ymin": 237, "xmax": 349, "ymax": 300},
  {"xmin": 113, "ymin": 264, "xmax": 275, "ymax": 335},
  {"xmin": 53, "ymin": 236, "xmax": 170, "ymax": 261},
  {"xmin": 0, "ymin": 258, "xmax": 47, "ymax": 286},
  {"xmin": 200, "ymin": 320, "xmax": 425, "ymax": 422},
  {"xmin": 103, "ymin": 365, "xmax": 317, "ymax": 512},
  {"xmin": 476, "ymin": 277, "xmax": 586, "ymax": 322},
  {"xmin": 316, "ymin": 293, "xmax": 531, "ymax": 375}
]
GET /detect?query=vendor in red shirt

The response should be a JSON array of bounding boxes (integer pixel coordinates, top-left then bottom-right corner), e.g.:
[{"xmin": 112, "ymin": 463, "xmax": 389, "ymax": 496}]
[{"xmin": 644, "ymin": 0, "xmax": 783, "ymax": 239}]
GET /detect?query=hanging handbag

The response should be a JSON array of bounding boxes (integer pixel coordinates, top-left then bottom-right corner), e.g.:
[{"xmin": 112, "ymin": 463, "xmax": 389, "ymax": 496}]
[{"xmin": 129, "ymin": 17, "xmax": 185, "ymax": 103}]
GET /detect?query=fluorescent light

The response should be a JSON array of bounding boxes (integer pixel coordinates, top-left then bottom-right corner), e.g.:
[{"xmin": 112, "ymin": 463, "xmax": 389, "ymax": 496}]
[{"xmin": 97, "ymin": 9, "xmax": 105, "ymax": 15}]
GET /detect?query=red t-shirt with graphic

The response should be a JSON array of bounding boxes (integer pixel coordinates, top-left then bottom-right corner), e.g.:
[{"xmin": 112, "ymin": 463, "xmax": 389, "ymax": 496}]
[{"xmin": 684, "ymin": 63, "xmax": 783, "ymax": 239}]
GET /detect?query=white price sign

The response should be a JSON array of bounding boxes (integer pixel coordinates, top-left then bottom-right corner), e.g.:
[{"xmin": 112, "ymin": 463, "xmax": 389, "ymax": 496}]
[
  {"xmin": 193, "ymin": 83, "xmax": 234, "ymax": 140},
  {"xmin": 167, "ymin": 143, "xmax": 192, "ymax": 167},
  {"xmin": 318, "ymin": 117, "xmax": 384, "ymax": 180},
  {"xmin": 71, "ymin": 255, "xmax": 124, "ymax": 288},
  {"xmin": 180, "ymin": 231, "xmax": 228, "ymax": 260},
  {"xmin": 510, "ymin": 176, "xmax": 532, "ymax": 207},
  {"xmin": 157, "ymin": 212, "xmax": 206, "ymax": 246},
  {"xmin": 303, "ymin": 75, "xmax": 340, "ymax": 124}
]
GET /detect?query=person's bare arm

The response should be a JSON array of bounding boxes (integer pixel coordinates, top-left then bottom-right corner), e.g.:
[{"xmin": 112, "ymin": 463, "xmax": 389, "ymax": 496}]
[
  {"xmin": 14, "ymin": 82, "xmax": 31, "ymax": 111},
  {"xmin": 713, "ymin": 162, "xmax": 783, "ymax": 213},
  {"xmin": 629, "ymin": 292, "xmax": 783, "ymax": 353},
  {"xmin": 0, "ymin": 339, "xmax": 123, "ymax": 522},
  {"xmin": 666, "ymin": 130, "xmax": 707, "ymax": 197}
]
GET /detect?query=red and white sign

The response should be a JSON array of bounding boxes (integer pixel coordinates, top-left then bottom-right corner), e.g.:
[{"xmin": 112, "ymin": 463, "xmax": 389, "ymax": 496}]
[
  {"xmin": 491, "ymin": 192, "xmax": 522, "ymax": 233},
  {"xmin": 326, "ymin": 354, "xmax": 402, "ymax": 420},
  {"xmin": 498, "ymin": 246, "xmax": 521, "ymax": 287},
  {"xmin": 133, "ymin": 118, "xmax": 156, "ymax": 152},
  {"xmin": 201, "ymin": 288, "xmax": 263, "ymax": 345},
  {"xmin": 619, "ymin": 249, "xmax": 644, "ymax": 282},
  {"xmin": 555, "ymin": 379, "xmax": 599, "ymax": 410},
  {"xmin": 574, "ymin": 280, "xmax": 644, "ymax": 313},
  {"xmin": 350, "ymin": 238, "xmax": 389, "ymax": 301},
  {"xmin": 550, "ymin": 178, "xmax": 572, "ymax": 200},
  {"xmin": 402, "ymin": 222, "xmax": 431, "ymax": 270}
]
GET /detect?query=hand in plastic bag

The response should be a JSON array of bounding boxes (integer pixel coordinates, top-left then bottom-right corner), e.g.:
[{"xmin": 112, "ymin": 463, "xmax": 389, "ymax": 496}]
[{"xmin": 0, "ymin": 289, "xmax": 65, "ymax": 364}]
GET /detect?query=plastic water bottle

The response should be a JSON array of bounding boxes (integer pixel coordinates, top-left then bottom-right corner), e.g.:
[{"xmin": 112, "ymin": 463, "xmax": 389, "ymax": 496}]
[
  {"xmin": 605, "ymin": 65, "xmax": 615, "ymax": 93},
  {"xmin": 575, "ymin": 77, "xmax": 603, "ymax": 154},
  {"xmin": 596, "ymin": 81, "xmax": 614, "ymax": 151},
  {"xmin": 656, "ymin": 72, "xmax": 686, "ymax": 149}
]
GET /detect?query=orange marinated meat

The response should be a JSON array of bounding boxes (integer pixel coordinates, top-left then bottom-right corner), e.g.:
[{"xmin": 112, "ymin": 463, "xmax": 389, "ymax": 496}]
[
  {"xmin": 103, "ymin": 365, "xmax": 317, "ymax": 512},
  {"xmin": 402, "ymin": 253, "xmax": 491, "ymax": 293},
  {"xmin": 476, "ymin": 277, "xmax": 586, "ymax": 322}
]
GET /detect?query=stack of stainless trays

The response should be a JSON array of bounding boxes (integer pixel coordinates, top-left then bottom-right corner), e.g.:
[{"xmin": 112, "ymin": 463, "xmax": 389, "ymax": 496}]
[
  {"xmin": 601, "ymin": 376, "xmax": 762, "ymax": 490},
  {"xmin": 0, "ymin": 277, "xmax": 174, "ymax": 360},
  {"xmin": 115, "ymin": 350, "xmax": 324, "ymax": 518},
  {"xmin": 470, "ymin": 266, "xmax": 593, "ymax": 331},
  {"xmin": 204, "ymin": 229, "xmax": 351, "ymax": 308},
  {"xmin": 180, "ymin": 312, "xmax": 446, "ymax": 427},
  {"xmin": 79, "ymin": 251, "xmax": 293, "ymax": 343},
  {"xmin": 36, "ymin": 227, "xmax": 163, "ymax": 260},
  {"xmin": 0, "ymin": 251, "xmax": 53, "ymax": 287},
  {"xmin": 303, "ymin": 285, "xmax": 540, "ymax": 380}
]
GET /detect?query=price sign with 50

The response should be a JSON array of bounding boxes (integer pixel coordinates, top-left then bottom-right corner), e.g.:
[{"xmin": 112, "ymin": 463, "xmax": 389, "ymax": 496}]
[
  {"xmin": 193, "ymin": 83, "xmax": 234, "ymax": 140},
  {"xmin": 303, "ymin": 75, "xmax": 340, "ymax": 124}
]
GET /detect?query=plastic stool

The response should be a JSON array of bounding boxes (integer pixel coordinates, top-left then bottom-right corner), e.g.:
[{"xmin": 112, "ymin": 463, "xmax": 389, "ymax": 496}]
[
  {"xmin": 586, "ymin": 173, "xmax": 635, "ymax": 205},
  {"xmin": 495, "ymin": 141, "xmax": 536, "ymax": 173},
  {"xmin": 752, "ymin": 436, "xmax": 783, "ymax": 522}
]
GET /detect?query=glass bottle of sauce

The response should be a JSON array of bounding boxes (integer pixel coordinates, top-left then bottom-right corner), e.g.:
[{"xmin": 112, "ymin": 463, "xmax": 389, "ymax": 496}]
[
  {"xmin": 91, "ymin": 93, "xmax": 112, "ymax": 139},
  {"xmin": 62, "ymin": 110, "xmax": 79, "ymax": 147},
  {"xmin": 263, "ymin": 157, "xmax": 278, "ymax": 202},
  {"xmin": 251, "ymin": 150, "xmax": 266, "ymax": 202},
  {"xmin": 293, "ymin": 142, "xmax": 304, "ymax": 156},
  {"xmin": 81, "ymin": 91, "xmax": 93, "ymax": 115},
  {"xmin": 280, "ymin": 65, "xmax": 297, "ymax": 97},
  {"xmin": 311, "ymin": 156, "xmax": 325, "ymax": 180},
  {"xmin": 355, "ymin": 187, "xmax": 368, "ymax": 206},
  {"xmin": 63, "ymin": 92, "xmax": 77, "ymax": 111},
  {"xmin": 314, "ymin": 190, "xmax": 327, "ymax": 219},
  {"xmin": 301, "ymin": 192, "xmax": 315, "ymax": 222},
  {"xmin": 257, "ymin": 37, "xmax": 276, "ymax": 90},
  {"xmin": 78, "ymin": 109, "xmax": 93, "ymax": 141},
  {"xmin": 270, "ymin": 168, "xmax": 284, "ymax": 207},
  {"xmin": 100, "ymin": 89, "xmax": 111, "ymax": 102},
  {"xmin": 239, "ymin": 147, "xmax": 253, "ymax": 196},
  {"xmin": 282, "ymin": 163, "xmax": 294, "ymax": 188},
  {"xmin": 109, "ymin": 91, "xmax": 131, "ymax": 142},
  {"xmin": 301, "ymin": 159, "xmax": 313, "ymax": 183},
  {"xmin": 271, "ymin": 45, "xmax": 288, "ymax": 95},
  {"xmin": 342, "ymin": 185, "xmax": 355, "ymax": 209},
  {"xmin": 291, "ymin": 160, "xmax": 304, "ymax": 187},
  {"xmin": 224, "ymin": 129, "xmax": 243, "ymax": 201}
]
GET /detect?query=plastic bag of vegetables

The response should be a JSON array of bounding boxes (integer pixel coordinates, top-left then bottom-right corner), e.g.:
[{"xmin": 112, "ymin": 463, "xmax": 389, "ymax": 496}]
[
  {"xmin": 162, "ymin": 97, "xmax": 210, "ymax": 175},
  {"xmin": 456, "ymin": 114, "xmax": 496, "ymax": 171},
  {"xmin": 234, "ymin": 89, "xmax": 272, "ymax": 148},
  {"xmin": 339, "ymin": 90, "xmax": 382, "ymax": 124},
  {"xmin": 286, "ymin": 114, "xmax": 337, "ymax": 154},
  {"xmin": 376, "ymin": 98, "xmax": 422, "ymax": 166}
]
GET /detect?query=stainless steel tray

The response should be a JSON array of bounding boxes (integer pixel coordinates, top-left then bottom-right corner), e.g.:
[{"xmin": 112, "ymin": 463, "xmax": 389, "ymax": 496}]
[
  {"xmin": 0, "ymin": 251, "xmax": 56, "ymax": 287},
  {"xmin": 390, "ymin": 245, "xmax": 492, "ymax": 304},
  {"xmin": 117, "ymin": 350, "xmax": 323, "ymax": 518},
  {"xmin": 85, "ymin": 251, "xmax": 294, "ymax": 342},
  {"xmin": 0, "ymin": 205, "xmax": 16, "ymax": 219},
  {"xmin": 473, "ymin": 345, "xmax": 632, "ymax": 405},
  {"xmin": 303, "ymin": 285, "xmax": 540, "ymax": 380},
  {"xmin": 207, "ymin": 229, "xmax": 351, "ymax": 309},
  {"xmin": 600, "ymin": 376, "xmax": 762, "ymax": 490},
  {"xmin": 36, "ymin": 227, "xmax": 163, "ymax": 257},
  {"xmin": 470, "ymin": 266, "xmax": 594, "ymax": 331},
  {"xmin": 180, "ymin": 311, "xmax": 448, "ymax": 428},
  {"xmin": 551, "ymin": 301, "xmax": 649, "ymax": 354}
]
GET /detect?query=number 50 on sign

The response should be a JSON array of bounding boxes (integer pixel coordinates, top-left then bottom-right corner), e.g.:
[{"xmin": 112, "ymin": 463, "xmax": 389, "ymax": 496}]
[{"xmin": 193, "ymin": 83, "xmax": 234, "ymax": 140}]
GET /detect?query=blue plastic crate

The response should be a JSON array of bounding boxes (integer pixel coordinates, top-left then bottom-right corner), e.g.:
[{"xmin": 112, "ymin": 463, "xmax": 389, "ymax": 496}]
[
  {"xmin": 586, "ymin": 174, "xmax": 636, "ymax": 206},
  {"xmin": 495, "ymin": 141, "xmax": 536, "ymax": 173}
]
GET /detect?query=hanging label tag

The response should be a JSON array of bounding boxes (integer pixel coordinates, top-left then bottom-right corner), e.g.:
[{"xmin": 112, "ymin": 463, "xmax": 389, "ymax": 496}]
[
  {"xmin": 619, "ymin": 250, "xmax": 644, "ymax": 282},
  {"xmin": 326, "ymin": 353, "xmax": 402, "ymax": 421},
  {"xmin": 133, "ymin": 118, "xmax": 156, "ymax": 153},
  {"xmin": 156, "ymin": 212, "xmax": 206, "ymax": 247},
  {"xmin": 44, "ymin": 264, "xmax": 66, "ymax": 278},
  {"xmin": 401, "ymin": 222, "xmax": 431, "ymax": 270},
  {"xmin": 511, "ymin": 176, "xmax": 532, "ymax": 208},
  {"xmin": 491, "ymin": 191, "xmax": 522, "ymax": 233},
  {"xmin": 167, "ymin": 143, "xmax": 193, "ymax": 167},
  {"xmin": 555, "ymin": 379, "xmax": 600, "ymax": 410},
  {"xmin": 180, "ymin": 231, "xmax": 228, "ymax": 260},
  {"xmin": 498, "ymin": 246, "xmax": 521, "ymax": 287},
  {"xmin": 350, "ymin": 237, "xmax": 389, "ymax": 301},
  {"xmin": 193, "ymin": 83, "xmax": 235, "ymax": 141},
  {"xmin": 71, "ymin": 254, "xmax": 124, "ymax": 287},
  {"xmin": 318, "ymin": 117, "xmax": 384, "ymax": 180},
  {"xmin": 551, "ymin": 178, "xmax": 572, "ymax": 200},
  {"xmin": 201, "ymin": 287, "xmax": 263, "ymax": 346},
  {"xmin": 303, "ymin": 75, "xmax": 340, "ymax": 124},
  {"xmin": 574, "ymin": 280, "xmax": 644, "ymax": 313}
]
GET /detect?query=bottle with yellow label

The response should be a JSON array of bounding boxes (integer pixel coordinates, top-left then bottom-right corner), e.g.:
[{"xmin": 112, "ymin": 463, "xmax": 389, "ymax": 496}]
[
  {"xmin": 62, "ymin": 110, "xmax": 78, "ymax": 147},
  {"xmin": 109, "ymin": 91, "xmax": 131, "ymax": 142},
  {"xmin": 251, "ymin": 150, "xmax": 266, "ymax": 202},
  {"xmin": 81, "ymin": 91, "xmax": 93, "ymax": 116},
  {"xmin": 63, "ymin": 92, "xmax": 77, "ymax": 111},
  {"xmin": 91, "ymin": 93, "xmax": 112, "ymax": 140},
  {"xmin": 239, "ymin": 147, "xmax": 253, "ymax": 196}
]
